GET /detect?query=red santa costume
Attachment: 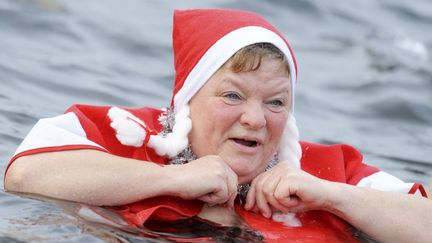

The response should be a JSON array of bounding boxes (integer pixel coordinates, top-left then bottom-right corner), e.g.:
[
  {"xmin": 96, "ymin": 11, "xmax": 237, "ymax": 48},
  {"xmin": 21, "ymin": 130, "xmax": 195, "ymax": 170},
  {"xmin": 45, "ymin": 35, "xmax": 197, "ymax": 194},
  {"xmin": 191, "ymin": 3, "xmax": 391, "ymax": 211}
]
[{"xmin": 4, "ymin": 9, "xmax": 427, "ymax": 242}]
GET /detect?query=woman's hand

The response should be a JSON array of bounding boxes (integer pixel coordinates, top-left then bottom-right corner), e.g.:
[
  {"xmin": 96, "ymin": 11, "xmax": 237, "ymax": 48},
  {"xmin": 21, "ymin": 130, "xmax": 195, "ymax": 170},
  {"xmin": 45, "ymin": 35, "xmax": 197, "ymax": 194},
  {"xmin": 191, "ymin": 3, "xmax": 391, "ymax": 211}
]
[
  {"xmin": 168, "ymin": 155, "xmax": 238, "ymax": 207},
  {"xmin": 245, "ymin": 162, "xmax": 334, "ymax": 218}
]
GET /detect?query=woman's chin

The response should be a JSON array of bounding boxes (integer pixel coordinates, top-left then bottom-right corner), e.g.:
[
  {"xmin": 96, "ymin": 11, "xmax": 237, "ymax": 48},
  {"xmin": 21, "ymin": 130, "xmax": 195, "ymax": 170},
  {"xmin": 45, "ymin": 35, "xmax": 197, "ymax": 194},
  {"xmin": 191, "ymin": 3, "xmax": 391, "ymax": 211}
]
[
  {"xmin": 218, "ymin": 152, "xmax": 269, "ymax": 183},
  {"xmin": 237, "ymin": 175, "xmax": 255, "ymax": 185},
  {"xmin": 229, "ymin": 161, "xmax": 264, "ymax": 183}
]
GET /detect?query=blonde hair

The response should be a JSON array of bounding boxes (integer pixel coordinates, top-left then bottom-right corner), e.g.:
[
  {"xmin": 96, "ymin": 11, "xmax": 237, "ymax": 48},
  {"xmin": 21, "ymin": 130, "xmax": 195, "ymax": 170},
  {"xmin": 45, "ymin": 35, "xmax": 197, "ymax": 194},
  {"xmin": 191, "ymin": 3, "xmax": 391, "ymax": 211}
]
[{"xmin": 225, "ymin": 43, "xmax": 290, "ymax": 75}]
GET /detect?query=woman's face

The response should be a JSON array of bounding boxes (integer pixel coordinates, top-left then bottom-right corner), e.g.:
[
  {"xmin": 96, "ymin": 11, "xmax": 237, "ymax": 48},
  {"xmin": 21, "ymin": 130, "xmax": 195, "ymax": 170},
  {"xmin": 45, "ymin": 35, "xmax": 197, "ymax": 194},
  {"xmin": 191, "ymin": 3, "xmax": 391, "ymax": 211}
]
[{"xmin": 189, "ymin": 57, "xmax": 291, "ymax": 184}]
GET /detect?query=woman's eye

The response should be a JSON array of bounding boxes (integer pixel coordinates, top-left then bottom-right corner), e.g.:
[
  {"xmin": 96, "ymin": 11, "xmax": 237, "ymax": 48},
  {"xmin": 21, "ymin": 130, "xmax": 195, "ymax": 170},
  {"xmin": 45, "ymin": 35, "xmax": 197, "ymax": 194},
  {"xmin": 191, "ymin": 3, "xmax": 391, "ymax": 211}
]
[
  {"xmin": 269, "ymin": 99, "xmax": 284, "ymax": 107},
  {"xmin": 267, "ymin": 99, "xmax": 287, "ymax": 112},
  {"xmin": 224, "ymin": 92, "xmax": 241, "ymax": 100}
]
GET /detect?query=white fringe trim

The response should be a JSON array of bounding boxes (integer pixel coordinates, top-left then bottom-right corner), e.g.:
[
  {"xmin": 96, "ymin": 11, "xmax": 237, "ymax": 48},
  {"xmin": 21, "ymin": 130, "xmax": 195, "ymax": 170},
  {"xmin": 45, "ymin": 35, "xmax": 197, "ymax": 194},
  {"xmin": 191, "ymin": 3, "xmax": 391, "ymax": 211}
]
[
  {"xmin": 148, "ymin": 105, "xmax": 191, "ymax": 158},
  {"xmin": 278, "ymin": 113, "xmax": 302, "ymax": 168}
]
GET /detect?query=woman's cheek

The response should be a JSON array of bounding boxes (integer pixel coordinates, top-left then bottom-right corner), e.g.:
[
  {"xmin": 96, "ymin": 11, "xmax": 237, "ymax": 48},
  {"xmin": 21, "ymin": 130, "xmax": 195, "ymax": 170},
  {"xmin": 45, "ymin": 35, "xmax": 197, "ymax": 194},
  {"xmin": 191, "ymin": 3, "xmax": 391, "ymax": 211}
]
[{"xmin": 269, "ymin": 112, "xmax": 288, "ymax": 134}]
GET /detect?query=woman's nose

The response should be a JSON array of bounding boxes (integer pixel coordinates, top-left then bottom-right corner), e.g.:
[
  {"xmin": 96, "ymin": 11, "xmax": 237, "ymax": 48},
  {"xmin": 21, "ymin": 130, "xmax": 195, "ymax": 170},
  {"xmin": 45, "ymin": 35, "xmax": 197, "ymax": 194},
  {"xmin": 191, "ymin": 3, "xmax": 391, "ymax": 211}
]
[{"xmin": 239, "ymin": 101, "xmax": 266, "ymax": 129}]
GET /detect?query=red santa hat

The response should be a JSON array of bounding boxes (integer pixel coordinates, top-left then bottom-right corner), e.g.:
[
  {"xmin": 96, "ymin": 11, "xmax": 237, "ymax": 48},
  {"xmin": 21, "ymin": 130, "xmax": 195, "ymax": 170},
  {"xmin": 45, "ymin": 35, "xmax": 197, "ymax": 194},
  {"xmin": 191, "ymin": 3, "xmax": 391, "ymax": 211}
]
[
  {"xmin": 171, "ymin": 9, "xmax": 298, "ymax": 110},
  {"xmin": 148, "ymin": 9, "xmax": 301, "ymax": 167}
]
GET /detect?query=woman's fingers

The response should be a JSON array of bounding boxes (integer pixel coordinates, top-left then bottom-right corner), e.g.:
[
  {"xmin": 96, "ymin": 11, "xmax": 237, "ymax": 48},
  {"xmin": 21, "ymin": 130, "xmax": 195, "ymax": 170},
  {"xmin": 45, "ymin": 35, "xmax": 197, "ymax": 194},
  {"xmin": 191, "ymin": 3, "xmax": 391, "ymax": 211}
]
[
  {"xmin": 274, "ymin": 179, "xmax": 300, "ymax": 208},
  {"xmin": 253, "ymin": 175, "xmax": 275, "ymax": 218},
  {"xmin": 201, "ymin": 155, "xmax": 238, "ymax": 206},
  {"xmin": 226, "ymin": 166, "xmax": 238, "ymax": 208},
  {"xmin": 197, "ymin": 190, "xmax": 221, "ymax": 206},
  {"xmin": 262, "ymin": 177, "xmax": 289, "ymax": 213},
  {"xmin": 178, "ymin": 155, "xmax": 238, "ymax": 206},
  {"xmin": 255, "ymin": 188, "xmax": 272, "ymax": 217},
  {"xmin": 245, "ymin": 163, "xmax": 305, "ymax": 216},
  {"xmin": 198, "ymin": 180, "xmax": 230, "ymax": 205},
  {"xmin": 245, "ymin": 179, "xmax": 257, "ymax": 210},
  {"xmin": 246, "ymin": 173, "xmax": 274, "ymax": 216},
  {"xmin": 245, "ymin": 163, "xmax": 334, "ymax": 217}
]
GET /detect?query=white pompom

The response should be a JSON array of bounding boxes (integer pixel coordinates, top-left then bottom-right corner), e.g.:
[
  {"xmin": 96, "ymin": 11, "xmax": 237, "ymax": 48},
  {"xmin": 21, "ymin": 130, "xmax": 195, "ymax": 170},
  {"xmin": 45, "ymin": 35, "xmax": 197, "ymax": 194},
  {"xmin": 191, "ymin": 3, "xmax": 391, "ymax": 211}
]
[
  {"xmin": 148, "ymin": 105, "xmax": 192, "ymax": 158},
  {"xmin": 272, "ymin": 212, "xmax": 302, "ymax": 227},
  {"xmin": 278, "ymin": 113, "xmax": 302, "ymax": 168},
  {"xmin": 108, "ymin": 107, "xmax": 147, "ymax": 147}
]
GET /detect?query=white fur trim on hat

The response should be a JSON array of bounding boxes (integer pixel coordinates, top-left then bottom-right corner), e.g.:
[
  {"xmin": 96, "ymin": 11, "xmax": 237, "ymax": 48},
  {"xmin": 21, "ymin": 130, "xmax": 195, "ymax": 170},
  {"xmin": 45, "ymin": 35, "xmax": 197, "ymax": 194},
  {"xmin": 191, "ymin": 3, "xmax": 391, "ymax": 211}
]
[{"xmin": 173, "ymin": 26, "xmax": 297, "ymax": 113}]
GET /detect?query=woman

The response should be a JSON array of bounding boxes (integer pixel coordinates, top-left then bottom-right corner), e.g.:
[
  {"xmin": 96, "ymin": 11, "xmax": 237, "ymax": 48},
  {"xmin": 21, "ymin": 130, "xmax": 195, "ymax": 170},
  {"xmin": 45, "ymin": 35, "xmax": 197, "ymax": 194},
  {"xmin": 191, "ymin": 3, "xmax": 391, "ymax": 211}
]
[{"xmin": 4, "ymin": 9, "xmax": 431, "ymax": 242}]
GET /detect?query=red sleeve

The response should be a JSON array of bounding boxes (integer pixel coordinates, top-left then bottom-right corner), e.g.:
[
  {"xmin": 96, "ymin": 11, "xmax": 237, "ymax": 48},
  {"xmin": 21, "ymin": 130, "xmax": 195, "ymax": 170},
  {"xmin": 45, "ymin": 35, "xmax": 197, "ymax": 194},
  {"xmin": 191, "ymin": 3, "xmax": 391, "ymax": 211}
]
[
  {"xmin": 4, "ymin": 105, "xmax": 111, "ymax": 180},
  {"xmin": 65, "ymin": 104, "xmax": 111, "ymax": 149},
  {"xmin": 300, "ymin": 141, "xmax": 427, "ymax": 196},
  {"xmin": 339, "ymin": 144, "xmax": 380, "ymax": 185},
  {"xmin": 300, "ymin": 141, "xmax": 379, "ymax": 184},
  {"xmin": 5, "ymin": 104, "xmax": 166, "ymax": 184}
]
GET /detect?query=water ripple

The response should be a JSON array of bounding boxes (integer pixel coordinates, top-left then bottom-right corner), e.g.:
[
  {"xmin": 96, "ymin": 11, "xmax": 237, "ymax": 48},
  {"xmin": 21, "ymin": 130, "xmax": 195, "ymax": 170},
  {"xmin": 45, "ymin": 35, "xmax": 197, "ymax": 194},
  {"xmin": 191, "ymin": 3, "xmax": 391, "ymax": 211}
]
[{"xmin": 382, "ymin": 1, "xmax": 432, "ymax": 24}]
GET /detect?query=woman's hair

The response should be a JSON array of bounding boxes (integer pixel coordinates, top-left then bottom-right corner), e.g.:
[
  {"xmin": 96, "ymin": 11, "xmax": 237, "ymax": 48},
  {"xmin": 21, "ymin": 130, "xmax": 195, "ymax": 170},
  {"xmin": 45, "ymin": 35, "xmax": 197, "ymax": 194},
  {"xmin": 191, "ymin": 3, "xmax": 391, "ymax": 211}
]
[{"xmin": 224, "ymin": 43, "xmax": 290, "ymax": 75}]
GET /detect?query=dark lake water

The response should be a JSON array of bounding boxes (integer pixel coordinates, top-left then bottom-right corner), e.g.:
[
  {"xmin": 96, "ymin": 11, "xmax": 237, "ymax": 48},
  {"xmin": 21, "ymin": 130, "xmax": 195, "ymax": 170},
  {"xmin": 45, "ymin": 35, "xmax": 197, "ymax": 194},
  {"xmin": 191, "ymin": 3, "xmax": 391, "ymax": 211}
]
[{"xmin": 1, "ymin": 0, "xmax": 431, "ymax": 241}]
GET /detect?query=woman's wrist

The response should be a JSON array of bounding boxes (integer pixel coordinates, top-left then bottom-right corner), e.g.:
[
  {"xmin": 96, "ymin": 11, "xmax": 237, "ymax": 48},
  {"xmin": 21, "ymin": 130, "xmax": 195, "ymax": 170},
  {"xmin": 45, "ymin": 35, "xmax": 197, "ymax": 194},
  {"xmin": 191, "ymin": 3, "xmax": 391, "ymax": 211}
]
[
  {"xmin": 320, "ymin": 181, "xmax": 352, "ymax": 217},
  {"xmin": 157, "ymin": 164, "xmax": 183, "ymax": 198}
]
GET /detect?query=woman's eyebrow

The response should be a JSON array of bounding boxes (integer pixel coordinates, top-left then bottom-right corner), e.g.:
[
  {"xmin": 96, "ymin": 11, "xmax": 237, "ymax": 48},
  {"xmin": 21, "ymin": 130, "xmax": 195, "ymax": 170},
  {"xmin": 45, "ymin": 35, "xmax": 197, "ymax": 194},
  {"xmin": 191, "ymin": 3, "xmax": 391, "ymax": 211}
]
[
  {"xmin": 219, "ymin": 77, "xmax": 245, "ymax": 89},
  {"xmin": 219, "ymin": 76, "xmax": 291, "ymax": 96}
]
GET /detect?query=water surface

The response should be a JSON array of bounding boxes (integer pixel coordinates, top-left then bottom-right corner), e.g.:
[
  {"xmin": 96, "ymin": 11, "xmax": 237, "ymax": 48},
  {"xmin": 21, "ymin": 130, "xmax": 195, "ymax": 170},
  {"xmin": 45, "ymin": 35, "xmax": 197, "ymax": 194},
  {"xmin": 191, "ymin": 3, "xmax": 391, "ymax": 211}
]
[{"xmin": 1, "ymin": 0, "xmax": 431, "ymax": 241}]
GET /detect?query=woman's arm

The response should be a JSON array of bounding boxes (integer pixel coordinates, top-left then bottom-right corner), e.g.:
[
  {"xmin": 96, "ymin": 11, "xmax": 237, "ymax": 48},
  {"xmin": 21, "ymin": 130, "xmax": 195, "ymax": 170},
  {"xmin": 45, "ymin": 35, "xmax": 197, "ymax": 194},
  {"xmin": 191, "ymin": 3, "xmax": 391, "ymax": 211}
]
[
  {"xmin": 5, "ymin": 150, "xmax": 237, "ymax": 206},
  {"xmin": 246, "ymin": 163, "xmax": 432, "ymax": 243},
  {"xmin": 327, "ymin": 182, "xmax": 431, "ymax": 243}
]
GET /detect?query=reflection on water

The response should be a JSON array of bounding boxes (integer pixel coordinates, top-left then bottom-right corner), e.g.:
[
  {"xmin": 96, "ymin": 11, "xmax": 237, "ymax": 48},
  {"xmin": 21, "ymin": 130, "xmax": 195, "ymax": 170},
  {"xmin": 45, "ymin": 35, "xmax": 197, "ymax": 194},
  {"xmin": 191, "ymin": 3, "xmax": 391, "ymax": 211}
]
[
  {"xmin": 145, "ymin": 218, "xmax": 263, "ymax": 242},
  {"xmin": 3, "ymin": 193, "xmax": 371, "ymax": 242},
  {"xmin": 1, "ymin": 0, "xmax": 431, "ymax": 241},
  {"xmin": 3, "ymin": 193, "xmax": 266, "ymax": 242}
]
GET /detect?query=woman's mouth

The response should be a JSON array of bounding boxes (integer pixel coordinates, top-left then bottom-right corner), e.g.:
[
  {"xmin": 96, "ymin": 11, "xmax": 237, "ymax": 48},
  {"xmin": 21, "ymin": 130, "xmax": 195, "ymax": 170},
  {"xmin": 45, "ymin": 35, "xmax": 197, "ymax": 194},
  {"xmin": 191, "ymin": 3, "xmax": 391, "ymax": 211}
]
[{"xmin": 232, "ymin": 138, "xmax": 260, "ymax": 147}]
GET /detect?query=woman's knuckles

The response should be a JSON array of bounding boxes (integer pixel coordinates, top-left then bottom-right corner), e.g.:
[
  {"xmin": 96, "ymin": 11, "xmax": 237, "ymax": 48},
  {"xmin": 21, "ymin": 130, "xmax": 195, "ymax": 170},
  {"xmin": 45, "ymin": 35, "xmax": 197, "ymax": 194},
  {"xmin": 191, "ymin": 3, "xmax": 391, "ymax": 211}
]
[
  {"xmin": 274, "ymin": 191, "xmax": 287, "ymax": 201},
  {"xmin": 262, "ymin": 186, "xmax": 275, "ymax": 197}
]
